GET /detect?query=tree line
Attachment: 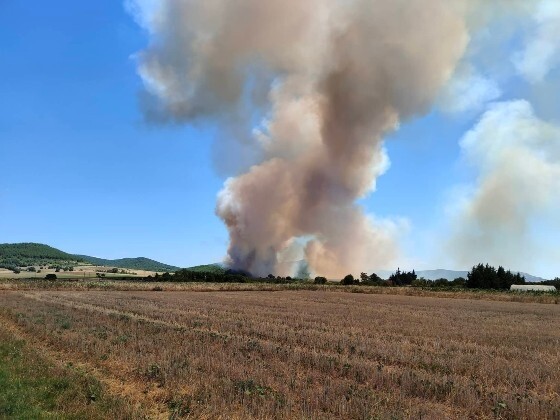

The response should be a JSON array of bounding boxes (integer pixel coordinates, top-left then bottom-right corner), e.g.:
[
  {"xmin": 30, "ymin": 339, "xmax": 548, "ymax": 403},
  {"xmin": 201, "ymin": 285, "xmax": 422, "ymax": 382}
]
[
  {"xmin": 133, "ymin": 263, "xmax": 536, "ymax": 290},
  {"xmin": 37, "ymin": 262, "xmax": 556, "ymax": 292}
]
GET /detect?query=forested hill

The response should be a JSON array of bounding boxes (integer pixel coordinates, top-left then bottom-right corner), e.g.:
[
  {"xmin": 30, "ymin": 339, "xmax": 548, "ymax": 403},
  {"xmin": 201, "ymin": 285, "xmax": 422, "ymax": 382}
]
[
  {"xmin": 0, "ymin": 243, "xmax": 84, "ymax": 269},
  {"xmin": 75, "ymin": 255, "xmax": 180, "ymax": 272},
  {"xmin": 0, "ymin": 243, "xmax": 180, "ymax": 272},
  {"xmin": 184, "ymin": 263, "xmax": 226, "ymax": 274}
]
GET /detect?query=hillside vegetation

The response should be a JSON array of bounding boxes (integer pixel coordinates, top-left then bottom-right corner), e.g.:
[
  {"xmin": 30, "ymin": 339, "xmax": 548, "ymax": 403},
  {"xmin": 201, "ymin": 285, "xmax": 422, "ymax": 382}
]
[
  {"xmin": 0, "ymin": 243, "xmax": 83, "ymax": 271},
  {"xmin": 184, "ymin": 263, "xmax": 225, "ymax": 274},
  {"xmin": 75, "ymin": 255, "xmax": 179, "ymax": 272},
  {"xmin": 0, "ymin": 243, "xmax": 180, "ymax": 273}
]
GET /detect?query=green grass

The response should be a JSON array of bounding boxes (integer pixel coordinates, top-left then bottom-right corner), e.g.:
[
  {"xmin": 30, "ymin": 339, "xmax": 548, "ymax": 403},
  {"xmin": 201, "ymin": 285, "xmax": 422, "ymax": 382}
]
[{"xmin": 0, "ymin": 329, "xmax": 138, "ymax": 419}]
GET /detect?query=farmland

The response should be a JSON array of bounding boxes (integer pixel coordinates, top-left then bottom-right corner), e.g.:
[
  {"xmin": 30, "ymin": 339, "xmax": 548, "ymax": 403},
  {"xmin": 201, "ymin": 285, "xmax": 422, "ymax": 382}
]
[{"xmin": 1, "ymin": 287, "xmax": 559, "ymax": 419}]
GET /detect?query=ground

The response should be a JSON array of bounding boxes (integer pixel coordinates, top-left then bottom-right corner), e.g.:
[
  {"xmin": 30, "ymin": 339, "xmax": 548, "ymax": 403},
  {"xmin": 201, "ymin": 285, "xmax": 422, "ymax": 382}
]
[{"xmin": 0, "ymin": 285, "xmax": 559, "ymax": 419}]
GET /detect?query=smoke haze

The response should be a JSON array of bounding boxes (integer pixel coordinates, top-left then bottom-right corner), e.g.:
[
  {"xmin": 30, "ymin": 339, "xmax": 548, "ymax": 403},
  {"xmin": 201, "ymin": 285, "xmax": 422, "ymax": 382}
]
[{"xmin": 447, "ymin": 100, "xmax": 560, "ymax": 271}]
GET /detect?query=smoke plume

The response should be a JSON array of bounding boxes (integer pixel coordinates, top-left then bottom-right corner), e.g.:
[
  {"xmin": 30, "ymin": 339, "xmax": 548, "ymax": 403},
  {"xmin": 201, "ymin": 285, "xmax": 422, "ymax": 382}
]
[
  {"xmin": 513, "ymin": 0, "xmax": 560, "ymax": 83},
  {"xmin": 130, "ymin": 0, "xmax": 474, "ymax": 277},
  {"xmin": 447, "ymin": 100, "xmax": 560, "ymax": 271}
]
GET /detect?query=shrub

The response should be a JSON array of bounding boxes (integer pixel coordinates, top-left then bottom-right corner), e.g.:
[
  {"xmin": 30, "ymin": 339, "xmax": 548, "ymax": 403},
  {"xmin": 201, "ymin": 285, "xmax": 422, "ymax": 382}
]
[
  {"xmin": 314, "ymin": 276, "xmax": 327, "ymax": 284},
  {"xmin": 341, "ymin": 274, "xmax": 355, "ymax": 285},
  {"xmin": 452, "ymin": 277, "xmax": 466, "ymax": 287}
]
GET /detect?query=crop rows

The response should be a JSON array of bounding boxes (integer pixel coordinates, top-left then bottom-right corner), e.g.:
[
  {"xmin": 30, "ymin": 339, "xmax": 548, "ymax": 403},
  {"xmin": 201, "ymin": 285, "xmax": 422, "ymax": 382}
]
[{"xmin": 1, "ymin": 290, "xmax": 559, "ymax": 418}]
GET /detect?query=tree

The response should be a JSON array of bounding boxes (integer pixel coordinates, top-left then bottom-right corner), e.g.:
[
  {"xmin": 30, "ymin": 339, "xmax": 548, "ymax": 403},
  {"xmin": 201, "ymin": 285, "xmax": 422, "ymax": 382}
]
[
  {"xmin": 341, "ymin": 274, "xmax": 355, "ymax": 285},
  {"xmin": 314, "ymin": 276, "xmax": 327, "ymax": 284},
  {"xmin": 388, "ymin": 268, "xmax": 417, "ymax": 286},
  {"xmin": 45, "ymin": 274, "xmax": 57, "ymax": 281},
  {"xmin": 451, "ymin": 277, "xmax": 466, "ymax": 287},
  {"xmin": 360, "ymin": 272, "xmax": 384, "ymax": 286},
  {"xmin": 433, "ymin": 278, "xmax": 449, "ymax": 287},
  {"xmin": 466, "ymin": 264, "xmax": 525, "ymax": 289},
  {"xmin": 368, "ymin": 273, "xmax": 383, "ymax": 283}
]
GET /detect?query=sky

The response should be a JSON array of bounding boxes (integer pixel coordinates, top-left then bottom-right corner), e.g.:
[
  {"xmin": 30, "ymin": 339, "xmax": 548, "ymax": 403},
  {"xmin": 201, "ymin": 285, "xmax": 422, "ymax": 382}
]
[{"xmin": 1, "ymin": 1, "xmax": 559, "ymax": 278}]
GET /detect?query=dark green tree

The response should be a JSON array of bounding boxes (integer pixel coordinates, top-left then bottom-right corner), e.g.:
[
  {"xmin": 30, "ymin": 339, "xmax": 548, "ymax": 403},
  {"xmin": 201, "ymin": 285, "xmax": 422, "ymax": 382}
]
[
  {"xmin": 314, "ymin": 276, "xmax": 327, "ymax": 284},
  {"xmin": 341, "ymin": 274, "xmax": 355, "ymax": 285}
]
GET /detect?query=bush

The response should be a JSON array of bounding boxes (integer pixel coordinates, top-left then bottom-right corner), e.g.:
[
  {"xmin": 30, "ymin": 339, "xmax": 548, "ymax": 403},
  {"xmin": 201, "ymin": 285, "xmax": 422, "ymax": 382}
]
[
  {"xmin": 314, "ymin": 276, "xmax": 327, "ymax": 284},
  {"xmin": 361, "ymin": 272, "xmax": 385, "ymax": 286},
  {"xmin": 341, "ymin": 274, "xmax": 355, "ymax": 285},
  {"xmin": 432, "ymin": 278, "xmax": 450, "ymax": 287},
  {"xmin": 45, "ymin": 274, "xmax": 57, "ymax": 281},
  {"xmin": 451, "ymin": 277, "xmax": 466, "ymax": 287}
]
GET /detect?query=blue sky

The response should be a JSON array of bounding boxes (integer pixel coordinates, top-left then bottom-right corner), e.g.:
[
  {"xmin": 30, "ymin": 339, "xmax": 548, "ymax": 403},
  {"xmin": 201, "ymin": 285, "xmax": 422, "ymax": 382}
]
[
  {"xmin": 1, "ymin": 1, "xmax": 558, "ymax": 277},
  {"xmin": 0, "ymin": 1, "xmax": 227, "ymax": 265}
]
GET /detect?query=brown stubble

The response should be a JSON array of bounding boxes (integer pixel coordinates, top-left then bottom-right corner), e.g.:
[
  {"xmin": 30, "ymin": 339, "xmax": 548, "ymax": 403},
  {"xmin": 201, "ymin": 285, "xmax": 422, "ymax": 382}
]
[{"xmin": 1, "ymin": 289, "xmax": 559, "ymax": 418}]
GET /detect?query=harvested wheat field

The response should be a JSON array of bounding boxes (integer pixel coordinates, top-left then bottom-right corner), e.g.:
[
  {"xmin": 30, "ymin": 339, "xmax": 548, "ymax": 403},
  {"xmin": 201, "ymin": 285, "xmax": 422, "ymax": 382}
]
[{"xmin": 1, "ymin": 290, "xmax": 559, "ymax": 419}]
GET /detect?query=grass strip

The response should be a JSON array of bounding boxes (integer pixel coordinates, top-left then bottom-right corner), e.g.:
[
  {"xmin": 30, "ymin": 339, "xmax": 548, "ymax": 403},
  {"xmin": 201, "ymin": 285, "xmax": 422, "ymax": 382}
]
[{"xmin": 0, "ymin": 327, "xmax": 140, "ymax": 419}]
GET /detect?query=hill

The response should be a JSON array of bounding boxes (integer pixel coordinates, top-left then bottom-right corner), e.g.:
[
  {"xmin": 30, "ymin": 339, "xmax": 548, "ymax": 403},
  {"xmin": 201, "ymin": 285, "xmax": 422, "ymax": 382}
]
[
  {"xmin": 0, "ymin": 243, "xmax": 84, "ymax": 270},
  {"xmin": 75, "ymin": 255, "xmax": 180, "ymax": 272},
  {"xmin": 184, "ymin": 263, "xmax": 226, "ymax": 274},
  {"xmin": 0, "ymin": 243, "xmax": 180, "ymax": 273}
]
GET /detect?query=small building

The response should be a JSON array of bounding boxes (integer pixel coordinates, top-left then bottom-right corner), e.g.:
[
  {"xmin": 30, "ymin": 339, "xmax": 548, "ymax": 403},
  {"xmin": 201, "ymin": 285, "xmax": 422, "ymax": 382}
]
[{"xmin": 510, "ymin": 284, "xmax": 557, "ymax": 292}]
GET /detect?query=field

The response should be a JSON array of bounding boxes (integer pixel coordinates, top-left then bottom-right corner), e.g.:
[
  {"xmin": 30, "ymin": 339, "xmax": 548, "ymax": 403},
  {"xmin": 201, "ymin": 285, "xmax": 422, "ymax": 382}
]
[
  {"xmin": 1, "ymin": 288, "xmax": 559, "ymax": 419},
  {"xmin": 0, "ymin": 265, "xmax": 162, "ymax": 279}
]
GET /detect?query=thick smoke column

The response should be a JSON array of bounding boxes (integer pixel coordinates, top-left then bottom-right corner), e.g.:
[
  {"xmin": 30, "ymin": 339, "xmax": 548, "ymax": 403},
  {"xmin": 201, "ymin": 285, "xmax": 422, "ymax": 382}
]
[{"xmin": 130, "ymin": 0, "xmax": 471, "ymax": 277}]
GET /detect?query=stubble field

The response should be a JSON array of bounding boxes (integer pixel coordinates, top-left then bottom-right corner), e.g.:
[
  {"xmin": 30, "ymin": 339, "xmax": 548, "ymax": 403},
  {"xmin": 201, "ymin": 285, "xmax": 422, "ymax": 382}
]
[{"xmin": 0, "ymin": 289, "xmax": 559, "ymax": 419}]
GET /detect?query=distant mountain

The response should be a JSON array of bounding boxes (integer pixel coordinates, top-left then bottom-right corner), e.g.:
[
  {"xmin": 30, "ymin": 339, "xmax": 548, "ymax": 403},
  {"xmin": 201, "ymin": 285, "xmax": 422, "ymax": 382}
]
[
  {"xmin": 415, "ymin": 269, "xmax": 468, "ymax": 281},
  {"xmin": 75, "ymin": 255, "xmax": 180, "ymax": 272},
  {"xmin": 0, "ymin": 242, "xmax": 180, "ymax": 272}
]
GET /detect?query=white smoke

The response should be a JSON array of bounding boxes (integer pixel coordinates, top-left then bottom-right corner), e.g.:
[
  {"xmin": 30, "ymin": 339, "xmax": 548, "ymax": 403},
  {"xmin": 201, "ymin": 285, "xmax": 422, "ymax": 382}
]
[
  {"xmin": 448, "ymin": 100, "xmax": 560, "ymax": 270},
  {"xmin": 439, "ymin": 64, "xmax": 502, "ymax": 114},
  {"xmin": 513, "ymin": 0, "xmax": 560, "ymax": 83}
]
